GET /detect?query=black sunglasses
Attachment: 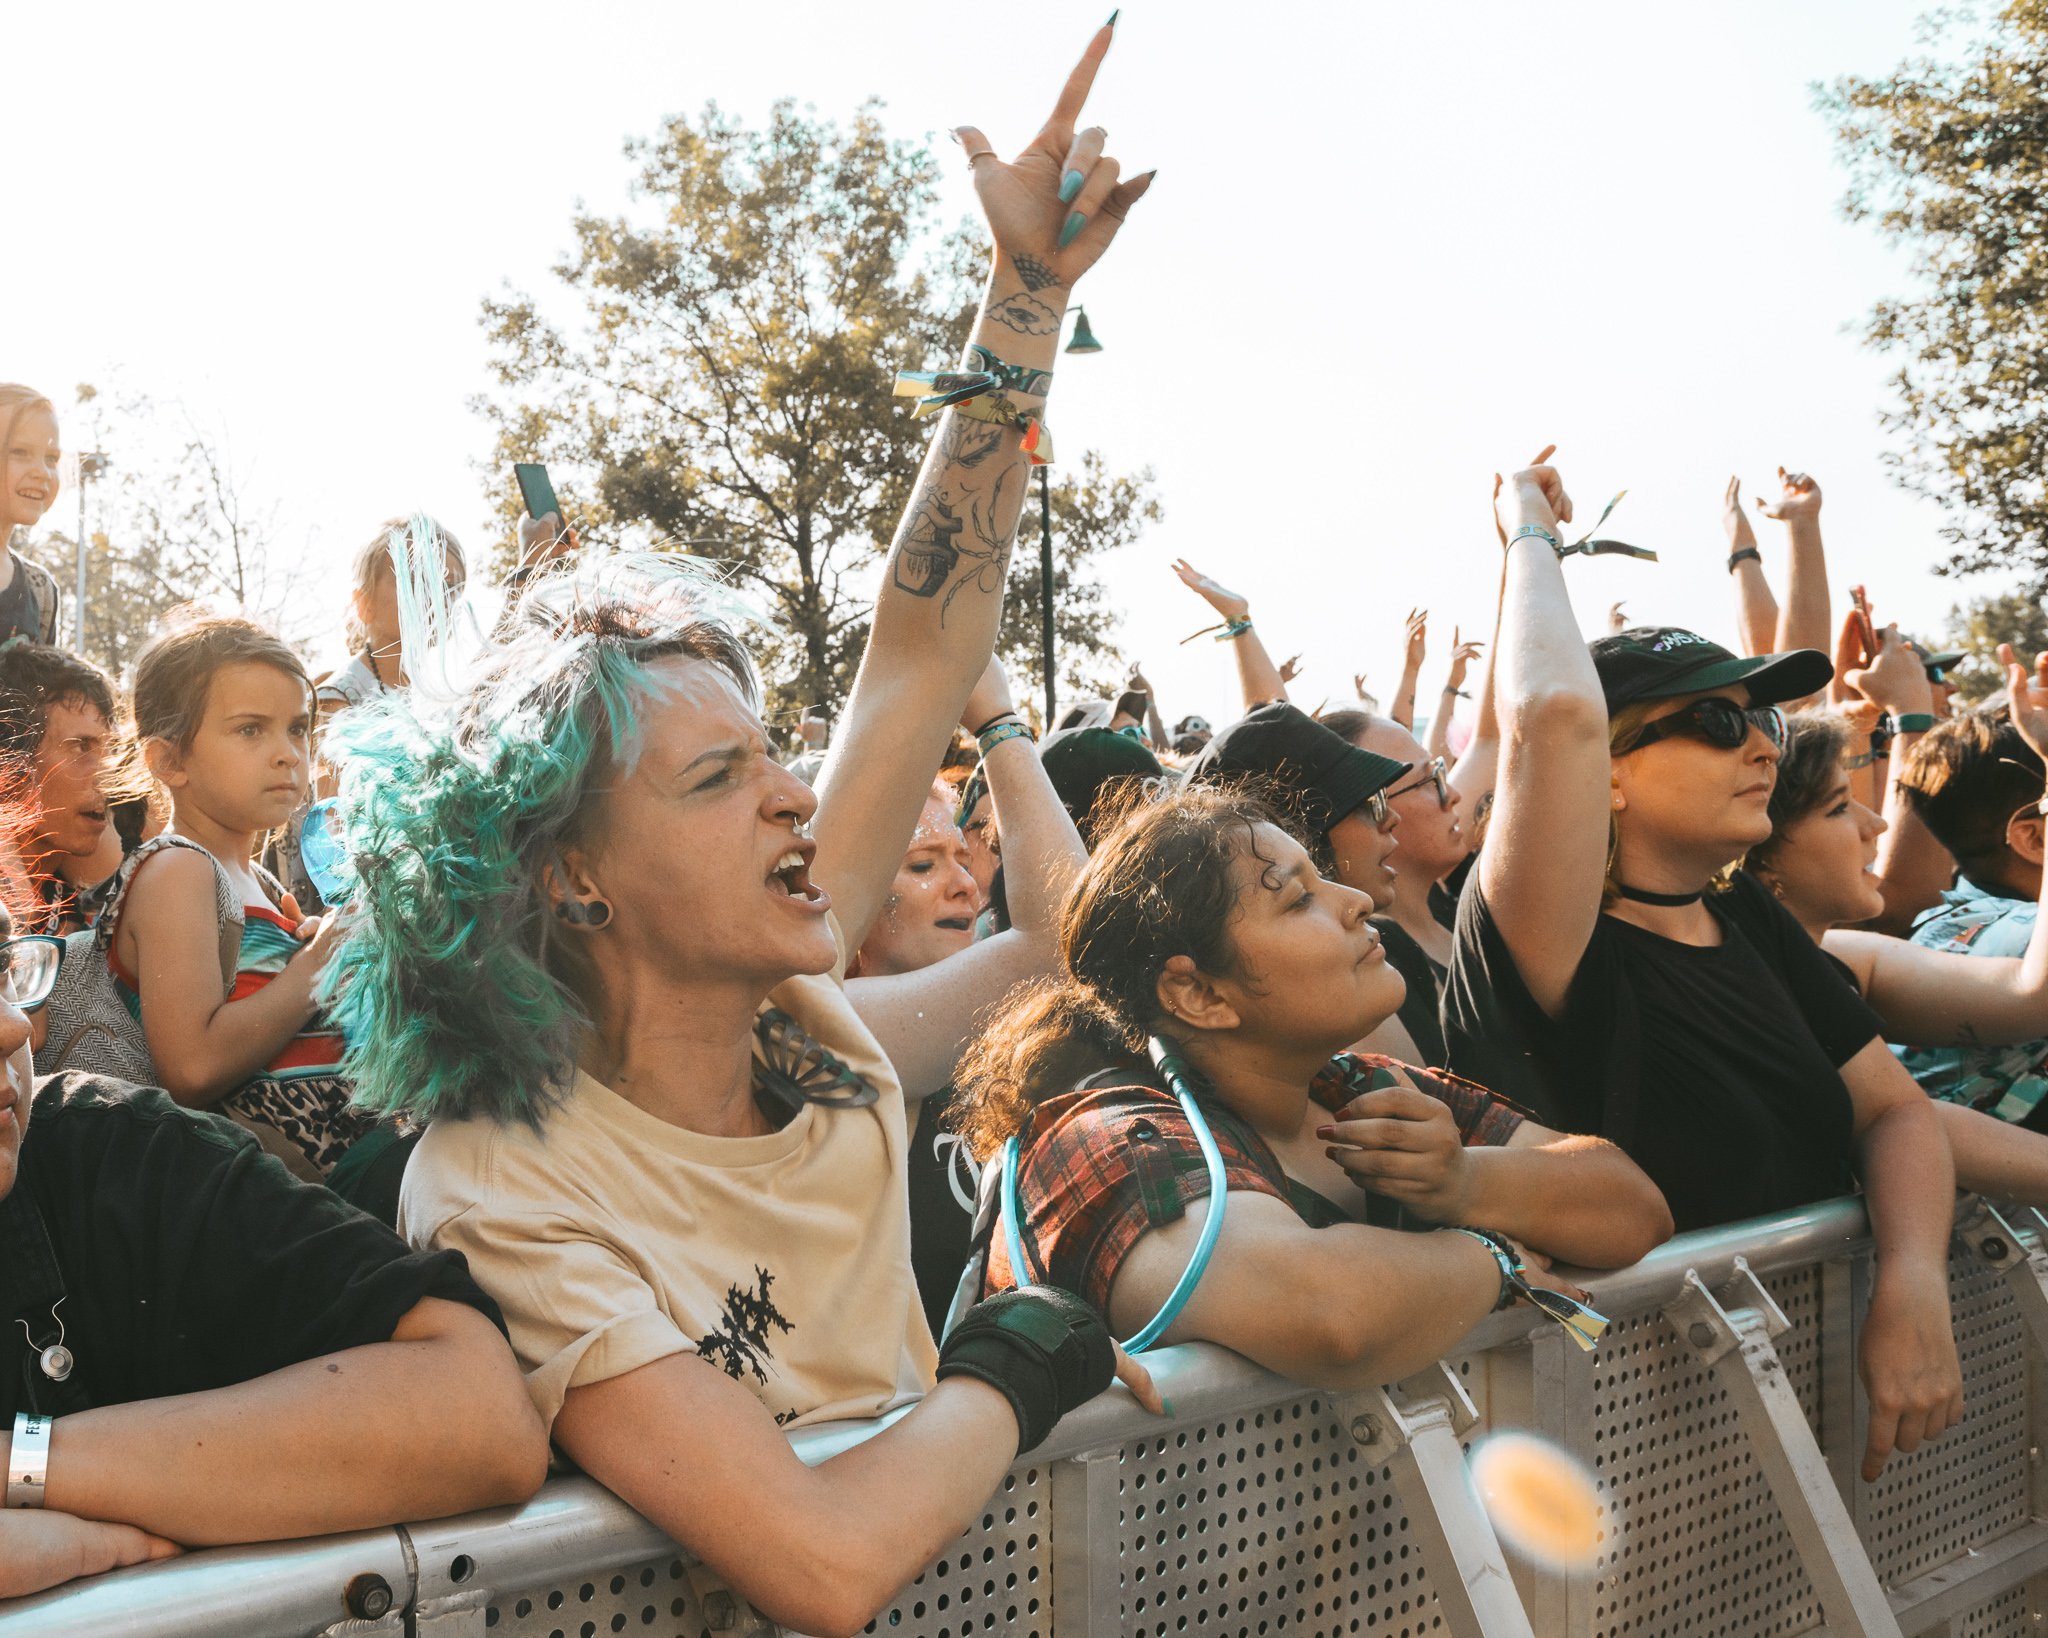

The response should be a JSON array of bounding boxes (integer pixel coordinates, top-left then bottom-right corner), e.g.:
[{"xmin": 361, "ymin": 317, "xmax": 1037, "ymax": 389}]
[
  {"xmin": 0, "ymin": 935, "xmax": 63, "ymax": 1014},
  {"xmin": 1625, "ymin": 698, "xmax": 1788, "ymax": 755},
  {"xmin": 1387, "ymin": 756, "xmax": 1451, "ymax": 809}
]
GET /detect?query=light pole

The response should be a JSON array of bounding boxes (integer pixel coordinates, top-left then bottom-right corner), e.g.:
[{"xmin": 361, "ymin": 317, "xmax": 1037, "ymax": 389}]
[
  {"xmin": 1039, "ymin": 307, "xmax": 1103, "ymax": 726},
  {"xmin": 73, "ymin": 452, "xmax": 107, "ymax": 653}
]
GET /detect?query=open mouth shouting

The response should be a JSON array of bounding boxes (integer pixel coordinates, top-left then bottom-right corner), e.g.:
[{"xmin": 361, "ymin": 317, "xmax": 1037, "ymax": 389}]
[{"xmin": 769, "ymin": 839, "xmax": 830, "ymax": 911}]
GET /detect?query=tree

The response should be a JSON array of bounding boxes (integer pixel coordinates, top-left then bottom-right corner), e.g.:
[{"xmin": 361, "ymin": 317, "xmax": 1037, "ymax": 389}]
[
  {"xmin": 44, "ymin": 384, "xmax": 304, "ymax": 677},
  {"xmin": 1942, "ymin": 587, "xmax": 2048, "ymax": 701},
  {"xmin": 475, "ymin": 98, "xmax": 1156, "ymax": 720},
  {"xmin": 1818, "ymin": 2, "xmax": 2048, "ymax": 590}
]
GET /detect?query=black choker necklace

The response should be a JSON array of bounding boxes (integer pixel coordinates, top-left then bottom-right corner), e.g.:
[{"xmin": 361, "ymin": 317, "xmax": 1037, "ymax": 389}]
[{"xmin": 1616, "ymin": 883, "xmax": 1704, "ymax": 907}]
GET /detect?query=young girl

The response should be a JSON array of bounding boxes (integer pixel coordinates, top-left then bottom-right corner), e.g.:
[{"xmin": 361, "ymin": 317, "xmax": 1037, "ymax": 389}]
[
  {"xmin": 0, "ymin": 386, "xmax": 66, "ymax": 646},
  {"xmin": 318, "ymin": 515, "xmax": 468, "ymax": 714},
  {"xmin": 113, "ymin": 615, "xmax": 355, "ymax": 1177},
  {"xmin": 954, "ymin": 784, "xmax": 1671, "ymax": 1392}
]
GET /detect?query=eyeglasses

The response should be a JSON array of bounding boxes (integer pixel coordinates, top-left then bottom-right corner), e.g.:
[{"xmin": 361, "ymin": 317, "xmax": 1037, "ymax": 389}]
[
  {"xmin": 1624, "ymin": 698, "xmax": 1788, "ymax": 755},
  {"xmin": 0, "ymin": 936, "xmax": 63, "ymax": 1014},
  {"xmin": 1387, "ymin": 756, "xmax": 1451, "ymax": 810},
  {"xmin": 1349, "ymin": 789, "xmax": 1393, "ymax": 830}
]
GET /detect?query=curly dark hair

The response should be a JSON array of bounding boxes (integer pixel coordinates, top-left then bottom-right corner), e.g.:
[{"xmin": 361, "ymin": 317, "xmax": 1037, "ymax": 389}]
[
  {"xmin": 952, "ymin": 784, "xmax": 1286, "ymax": 1163},
  {"xmin": 0, "ymin": 641, "xmax": 117, "ymax": 766}
]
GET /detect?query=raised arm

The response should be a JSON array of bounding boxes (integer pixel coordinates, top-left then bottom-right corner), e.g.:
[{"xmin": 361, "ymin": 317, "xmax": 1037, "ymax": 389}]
[
  {"xmin": 1126, "ymin": 659, "xmax": 1169, "ymax": 749},
  {"xmin": 1448, "ymin": 482, "xmax": 1510, "ymax": 811},
  {"xmin": 814, "ymin": 25, "xmax": 1153, "ymax": 949},
  {"xmin": 1427, "ymin": 627, "xmax": 1481, "ymax": 763},
  {"xmin": 1390, "ymin": 610, "xmax": 1426, "ymax": 729},
  {"xmin": 1849, "ymin": 622, "xmax": 1956, "ymax": 931},
  {"xmin": 1172, "ymin": 559, "xmax": 1288, "ymax": 708},
  {"xmin": 1477, "ymin": 455, "xmax": 1611, "ymax": 1017},
  {"xmin": 1723, "ymin": 474, "xmax": 1779, "ymax": 657},
  {"xmin": 849, "ymin": 659, "xmax": 1088, "ymax": 1098},
  {"xmin": 1759, "ymin": 467, "xmax": 1831, "ymax": 678}
]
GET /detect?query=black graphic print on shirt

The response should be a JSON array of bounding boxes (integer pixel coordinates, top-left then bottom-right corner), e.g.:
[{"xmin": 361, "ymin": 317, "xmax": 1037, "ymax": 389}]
[{"xmin": 697, "ymin": 1265, "xmax": 799, "ymax": 1423}]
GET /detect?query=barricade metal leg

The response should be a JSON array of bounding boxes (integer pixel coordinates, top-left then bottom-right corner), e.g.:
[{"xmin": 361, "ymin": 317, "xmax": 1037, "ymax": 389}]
[
  {"xmin": 1665, "ymin": 1257, "xmax": 1904, "ymax": 1638},
  {"xmin": 1341, "ymin": 1361, "xmax": 1537, "ymax": 1638},
  {"xmin": 1050, "ymin": 1448, "xmax": 1121, "ymax": 1634}
]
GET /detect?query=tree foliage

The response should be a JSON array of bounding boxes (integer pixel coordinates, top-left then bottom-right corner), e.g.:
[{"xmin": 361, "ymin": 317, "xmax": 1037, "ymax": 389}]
[
  {"xmin": 1942, "ymin": 586, "xmax": 2048, "ymax": 700},
  {"xmin": 34, "ymin": 385, "xmax": 301, "ymax": 678},
  {"xmin": 475, "ymin": 98, "xmax": 1156, "ymax": 722},
  {"xmin": 1819, "ymin": 1, "xmax": 2048, "ymax": 589}
]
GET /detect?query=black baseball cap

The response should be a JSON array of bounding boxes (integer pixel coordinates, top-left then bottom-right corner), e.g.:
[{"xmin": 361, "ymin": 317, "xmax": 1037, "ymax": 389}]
[
  {"xmin": 1590, "ymin": 626, "xmax": 1833, "ymax": 712},
  {"xmin": 1187, "ymin": 703, "xmax": 1410, "ymax": 835}
]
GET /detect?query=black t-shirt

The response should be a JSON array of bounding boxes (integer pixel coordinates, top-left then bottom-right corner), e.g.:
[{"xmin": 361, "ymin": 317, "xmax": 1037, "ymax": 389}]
[
  {"xmin": 1373, "ymin": 917, "xmax": 1447, "ymax": 1066},
  {"xmin": 1441, "ymin": 872, "xmax": 1881, "ymax": 1231},
  {"xmin": 906, "ymin": 1087, "xmax": 978, "ymax": 1338},
  {"xmin": 0, "ymin": 1074, "xmax": 500, "ymax": 1423}
]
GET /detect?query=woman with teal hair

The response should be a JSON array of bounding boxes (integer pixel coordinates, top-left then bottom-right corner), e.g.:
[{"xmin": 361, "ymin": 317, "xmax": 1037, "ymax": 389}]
[{"xmin": 327, "ymin": 26, "xmax": 1159, "ymax": 1637}]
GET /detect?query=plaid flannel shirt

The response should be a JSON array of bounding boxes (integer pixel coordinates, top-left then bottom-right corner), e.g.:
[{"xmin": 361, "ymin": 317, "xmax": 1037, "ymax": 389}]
[{"xmin": 986, "ymin": 1053, "xmax": 1526, "ymax": 1313}]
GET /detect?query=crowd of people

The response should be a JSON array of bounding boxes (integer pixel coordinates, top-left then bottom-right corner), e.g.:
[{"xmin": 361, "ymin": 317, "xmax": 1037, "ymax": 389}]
[{"xmin": 5, "ymin": 23, "xmax": 2048, "ymax": 1629}]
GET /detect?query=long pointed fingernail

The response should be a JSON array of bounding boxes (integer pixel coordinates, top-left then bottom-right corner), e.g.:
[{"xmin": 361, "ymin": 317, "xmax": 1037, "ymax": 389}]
[
  {"xmin": 948, "ymin": 128, "xmax": 963, "ymax": 144},
  {"xmin": 1059, "ymin": 211, "xmax": 1086, "ymax": 248},
  {"xmin": 1107, "ymin": 8, "xmax": 1121, "ymax": 25},
  {"xmin": 1160, "ymin": 1396, "xmax": 1175, "ymax": 1416},
  {"xmin": 1135, "ymin": 168, "xmax": 1159, "ymax": 187},
  {"xmin": 1059, "ymin": 169, "xmax": 1086, "ymax": 204}
]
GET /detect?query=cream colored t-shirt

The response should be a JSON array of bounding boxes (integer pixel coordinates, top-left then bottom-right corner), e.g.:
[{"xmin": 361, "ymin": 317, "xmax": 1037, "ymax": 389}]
[{"xmin": 399, "ymin": 921, "xmax": 937, "ymax": 1430}]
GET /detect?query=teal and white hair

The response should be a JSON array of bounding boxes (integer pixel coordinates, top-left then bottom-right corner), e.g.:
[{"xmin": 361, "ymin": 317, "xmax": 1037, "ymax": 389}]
[{"xmin": 326, "ymin": 551, "xmax": 759, "ymax": 1127}]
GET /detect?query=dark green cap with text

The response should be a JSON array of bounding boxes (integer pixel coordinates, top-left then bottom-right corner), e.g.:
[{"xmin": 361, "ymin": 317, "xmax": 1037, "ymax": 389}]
[{"xmin": 1591, "ymin": 626, "xmax": 1834, "ymax": 712}]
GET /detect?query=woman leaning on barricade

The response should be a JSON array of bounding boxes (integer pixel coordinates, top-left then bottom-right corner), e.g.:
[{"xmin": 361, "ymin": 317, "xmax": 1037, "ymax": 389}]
[
  {"xmin": 325, "ymin": 26, "xmax": 1157, "ymax": 1638},
  {"xmin": 1438, "ymin": 454, "xmax": 1963, "ymax": 1482},
  {"xmin": 950, "ymin": 782, "xmax": 1672, "ymax": 1390}
]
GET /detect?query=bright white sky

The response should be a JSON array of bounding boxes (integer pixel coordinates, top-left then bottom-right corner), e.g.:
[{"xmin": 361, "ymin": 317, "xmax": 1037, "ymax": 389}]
[{"xmin": 9, "ymin": 0, "xmax": 1999, "ymax": 726}]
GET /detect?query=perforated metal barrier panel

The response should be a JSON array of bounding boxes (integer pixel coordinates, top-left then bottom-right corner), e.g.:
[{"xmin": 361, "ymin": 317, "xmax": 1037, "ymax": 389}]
[{"xmin": 12, "ymin": 1199, "xmax": 2048, "ymax": 1638}]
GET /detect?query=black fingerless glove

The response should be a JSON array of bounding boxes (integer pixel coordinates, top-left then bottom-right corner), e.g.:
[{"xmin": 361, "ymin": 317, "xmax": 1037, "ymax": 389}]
[{"xmin": 936, "ymin": 1287, "xmax": 1115, "ymax": 1452}]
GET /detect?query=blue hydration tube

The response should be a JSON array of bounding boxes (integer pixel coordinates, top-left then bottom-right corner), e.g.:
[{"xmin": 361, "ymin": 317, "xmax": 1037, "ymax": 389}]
[{"xmin": 1000, "ymin": 1034, "xmax": 1229, "ymax": 1355}]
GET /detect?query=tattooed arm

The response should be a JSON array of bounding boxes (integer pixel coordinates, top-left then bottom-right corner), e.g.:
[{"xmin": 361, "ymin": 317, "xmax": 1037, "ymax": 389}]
[{"xmin": 812, "ymin": 23, "xmax": 1154, "ymax": 955}]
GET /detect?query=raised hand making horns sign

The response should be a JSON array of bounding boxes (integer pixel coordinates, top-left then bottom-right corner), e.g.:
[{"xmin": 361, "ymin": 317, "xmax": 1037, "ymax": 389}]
[{"xmin": 952, "ymin": 17, "xmax": 1157, "ymax": 289}]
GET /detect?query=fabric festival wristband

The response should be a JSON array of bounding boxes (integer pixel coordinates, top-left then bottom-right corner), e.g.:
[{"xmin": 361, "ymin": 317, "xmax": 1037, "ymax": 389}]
[
  {"xmin": 894, "ymin": 344, "xmax": 1056, "ymax": 466},
  {"xmin": 973, "ymin": 711, "xmax": 1024, "ymax": 739},
  {"xmin": 1445, "ymin": 1228, "xmax": 1610, "ymax": 1352},
  {"xmin": 978, "ymin": 722, "xmax": 1035, "ymax": 755},
  {"xmin": 1216, "ymin": 618, "xmax": 1254, "ymax": 642},
  {"xmin": 7, "ymin": 1411, "xmax": 51, "ymax": 1508},
  {"xmin": 1508, "ymin": 524, "xmax": 1561, "ymax": 553},
  {"xmin": 1444, "ymin": 1227, "xmax": 1519, "ymax": 1311},
  {"xmin": 1727, "ymin": 547, "xmax": 1762, "ymax": 573},
  {"xmin": 1894, "ymin": 713, "xmax": 1938, "ymax": 734}
]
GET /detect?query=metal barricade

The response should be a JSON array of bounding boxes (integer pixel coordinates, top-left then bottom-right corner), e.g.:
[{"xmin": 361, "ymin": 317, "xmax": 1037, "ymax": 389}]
[{"xmin": 7, "ymin": 1195, "xmax": 2048, "ymax": 1638}]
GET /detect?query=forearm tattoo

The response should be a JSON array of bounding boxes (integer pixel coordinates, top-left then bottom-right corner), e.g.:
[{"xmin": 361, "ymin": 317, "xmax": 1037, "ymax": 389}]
[
  {"xmin": 891, "ymin": 463, "xmax": 1021, "ymax": 624},
  {"xmin": 984, "ymin": 289, "xmax": 1061, "ymax": 336}
]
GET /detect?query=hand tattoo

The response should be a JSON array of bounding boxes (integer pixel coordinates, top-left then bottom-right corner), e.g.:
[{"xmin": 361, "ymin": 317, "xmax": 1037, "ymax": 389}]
[
  {"xmin": 1010, "ymin": 254, "xmax": 1063, "ymax": 294},
  {"xmin": 984, "ymin": 289, "xmax": 1061, "ymax": 337}
]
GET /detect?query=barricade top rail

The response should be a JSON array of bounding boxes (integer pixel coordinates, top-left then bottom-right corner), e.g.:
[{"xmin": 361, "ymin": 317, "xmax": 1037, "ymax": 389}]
[{"xmin": 0, "ymin": 1194, "xmax": 1891, "ymax": 1638}]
